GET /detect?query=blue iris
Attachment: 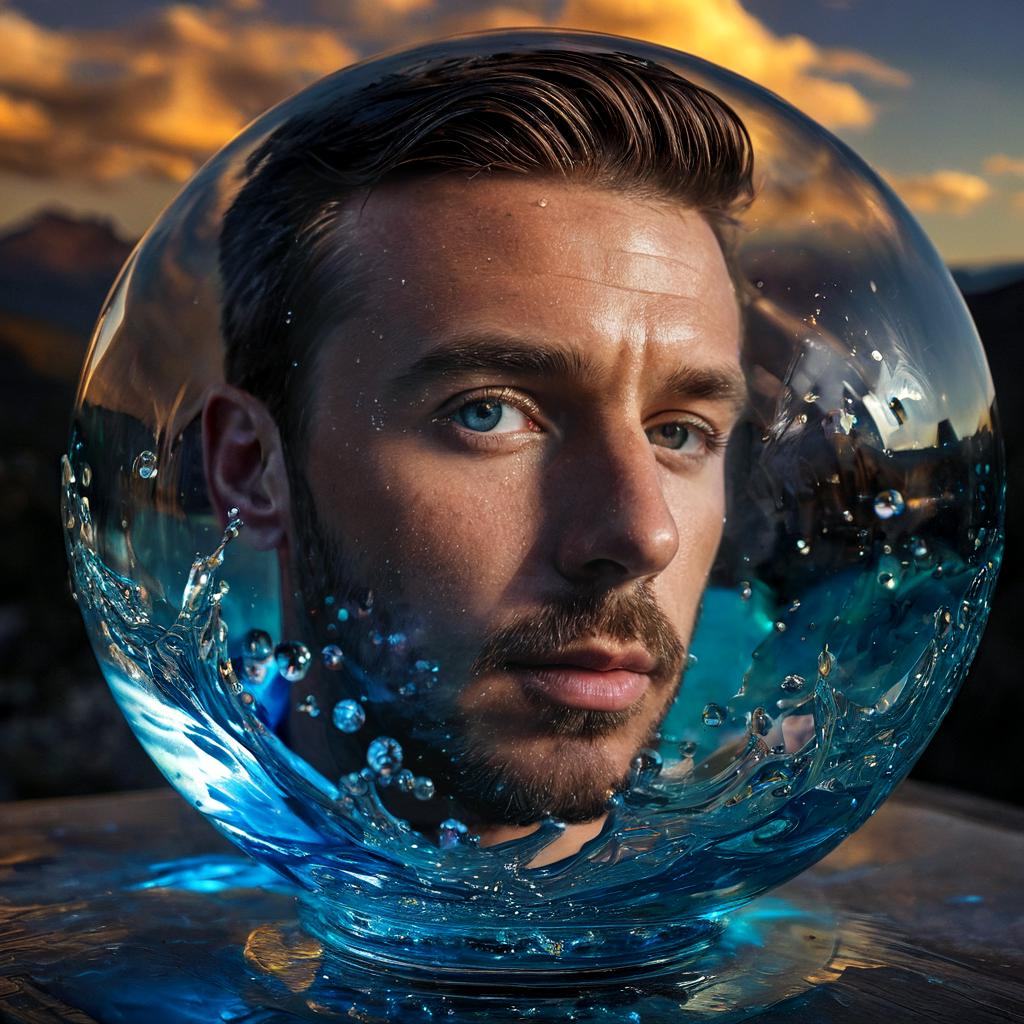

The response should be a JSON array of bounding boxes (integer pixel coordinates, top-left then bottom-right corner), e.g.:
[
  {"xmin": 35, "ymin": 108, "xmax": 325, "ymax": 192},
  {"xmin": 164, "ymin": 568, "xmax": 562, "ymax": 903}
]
[{"xmin": 456, "ymin": 399, "xmax": 503, "ymax": 431}]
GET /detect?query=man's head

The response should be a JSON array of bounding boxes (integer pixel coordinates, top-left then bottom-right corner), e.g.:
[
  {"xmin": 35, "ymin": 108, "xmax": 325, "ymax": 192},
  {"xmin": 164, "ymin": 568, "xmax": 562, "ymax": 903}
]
[{"xmin": 203, "ymin": 49, "xmax": 753, "ymax": 831}]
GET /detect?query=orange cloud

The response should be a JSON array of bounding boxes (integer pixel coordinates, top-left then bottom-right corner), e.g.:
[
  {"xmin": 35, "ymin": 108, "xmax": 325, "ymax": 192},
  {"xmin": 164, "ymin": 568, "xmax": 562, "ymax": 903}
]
[
  {"xmin": 0, "ymin": 0, "xmax": 905, "ymax": 191},
  {"xmin": 984, "ymin": 154, "xmax": 1024, "ymax": 178},
  {"xmin": 555, "ymin": 0, "xmax": 907, "ymax": 129},
  {"xmin": 885, "ymin": 169, "xmax": 992, "ymax": 216},
  {"xmin": 0, "ymin": 5, "xmax": 355, "ymax": 185},
  {"xmin": 1011, "ymin": 191, "xmax": 1024, "ymax": 215}
]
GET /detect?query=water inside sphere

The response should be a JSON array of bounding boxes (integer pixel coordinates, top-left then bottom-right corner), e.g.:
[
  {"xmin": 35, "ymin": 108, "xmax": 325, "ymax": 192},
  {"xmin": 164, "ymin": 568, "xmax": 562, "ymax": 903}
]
[{"xmin": 62, "ymin": 29, "xmax": 1002, "ymax": 978}]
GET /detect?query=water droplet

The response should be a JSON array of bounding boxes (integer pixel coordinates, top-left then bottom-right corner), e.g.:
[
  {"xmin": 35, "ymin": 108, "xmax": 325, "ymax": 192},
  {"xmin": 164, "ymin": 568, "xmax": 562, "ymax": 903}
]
[
  {"xmin": 395, "ymin": 768, "xmax": 416, "ymax": 793},
  {"xmin": 439, "ymin": 818, "xmax": 469, "ymax": 849},
  {"xmin": 803, "ymin": 391, "xmax": 819, "ymax": 404},
  {"xmin": 296, "ymin": 694, "xmax": 320, "ymax": 717},
  {"xmin": 332, "ymin": 699, "xmax": 365, "ymax": 733},
  {"xmin": 321, "ymin": 644, "xmax": 345, "ymax": 670},
  {"xmin": 702, "ymin": 703, "xmax": 727, "ymax": 727},
  {"xmin": 133, "ymin": 450, "xmax": 158, "ymax": 480},
  {"xmin": 340, "ymin": 771, "xmax": 368, "ymax": 796},
  {"xmin": 679, "ymin": 740, "xmax": 697, "ymax": 757},
  {"xmin": 818, "ymin": 644, "xmax": 836, "ymax": 678},
  {"xmin": 781, "ymin": 674, "xmax": 806, "ymax": 692},
  {"xmin": 740, "ymin": 581, "xmax": 752, "ymax": 601},
  {"xmin": 274, "ymin": 641, "xmax": 311, "ymax": 682},
  {"xmin": 877, "ymin": 571, "xmax": 898, "ymax": 590},
  {"xmin": 81, "ymin": 464, "xmax": 92, "ymax": 487},
  {"xmin": 869, "ymin": 279, "xmax": 878, "ymax": 293},
  {"xmin": 686, "ymin": 652, "xmax": 699, "ymax": 669},
  {"xmin": 870, "ymin": 349, "xmax": 883, "ymax": 362},
  {"xmin": 842, "ymin": 509, "xmax": 854, "ymax": 522},
  {"xmin": 749, "ymin": 707, "xmax": 771, "ymax": 736},
  {"xmin": 536, "ymin": 197, "xmax": 548, "ymax": 208},
  {"xmin": 873, "ymin": 489, "xmax": 906, "ymax": 519},
  {"xmin": 367, "ymin": 736, "xmax": 403, "ymax": 780},
  {"xmin": 796, "ymin": 538, "xmax": 811, "ymax": 556},
  {"xmin": 242, "ymin": 628, "xmax": 273, "ymax": 661},
  {"xmin": 774, "ymin": 621, "xmax": 787, "ymax": 633},
  {"xmin": 630, "ymin": 748, "xmax": 663, "ymax": 786},
  {"xmin": 413, "ymin": 776, "xmax": 435, "ymax": 801}
]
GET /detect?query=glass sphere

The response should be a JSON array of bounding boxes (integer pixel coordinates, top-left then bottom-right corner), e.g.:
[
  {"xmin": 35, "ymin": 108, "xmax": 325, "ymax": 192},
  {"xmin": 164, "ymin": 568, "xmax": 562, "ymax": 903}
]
[{"xmin": 62, "ymin": 29, "xmax": 1002, "ymax": 977}]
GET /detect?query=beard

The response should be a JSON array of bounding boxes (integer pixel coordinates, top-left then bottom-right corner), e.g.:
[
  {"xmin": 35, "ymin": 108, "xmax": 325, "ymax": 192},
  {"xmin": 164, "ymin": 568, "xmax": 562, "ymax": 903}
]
[{"xmin": 289, "ymin": 470, "xmax": 688, "ymax": 827}]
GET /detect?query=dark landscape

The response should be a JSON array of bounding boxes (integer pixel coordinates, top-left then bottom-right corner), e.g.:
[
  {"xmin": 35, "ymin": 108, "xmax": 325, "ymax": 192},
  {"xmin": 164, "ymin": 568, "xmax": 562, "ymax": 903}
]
[{"xmin": 0, "ymin": 209, "xmax": 1020, "ymax": 804}]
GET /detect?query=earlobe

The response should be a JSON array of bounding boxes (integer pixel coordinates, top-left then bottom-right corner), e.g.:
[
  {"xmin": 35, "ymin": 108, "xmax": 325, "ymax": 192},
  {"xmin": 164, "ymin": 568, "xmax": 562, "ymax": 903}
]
[{"xmin": 202, "ymin": 384, "xmax": 291, "ymax": 551}]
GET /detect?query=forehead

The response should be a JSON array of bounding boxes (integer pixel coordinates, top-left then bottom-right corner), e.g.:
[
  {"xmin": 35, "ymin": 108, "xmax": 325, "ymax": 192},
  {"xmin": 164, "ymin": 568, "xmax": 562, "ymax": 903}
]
[{"xmin": 323, "ymin": 175, "xmax": 741, "ymax": 380}]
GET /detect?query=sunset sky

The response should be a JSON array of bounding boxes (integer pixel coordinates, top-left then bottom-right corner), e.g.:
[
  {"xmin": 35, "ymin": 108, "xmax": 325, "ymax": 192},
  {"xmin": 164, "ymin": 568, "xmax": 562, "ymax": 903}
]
[{"xmin": 1, "ymin": 0, "xmax": 1021, "ymax": 264}]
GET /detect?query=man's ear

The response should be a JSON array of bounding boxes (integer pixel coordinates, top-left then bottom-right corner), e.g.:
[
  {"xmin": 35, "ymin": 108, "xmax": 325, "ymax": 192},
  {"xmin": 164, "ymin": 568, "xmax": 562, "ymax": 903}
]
[{"xmin": 202, "ymin": 384, "xmax": 291, "ymax": 551}]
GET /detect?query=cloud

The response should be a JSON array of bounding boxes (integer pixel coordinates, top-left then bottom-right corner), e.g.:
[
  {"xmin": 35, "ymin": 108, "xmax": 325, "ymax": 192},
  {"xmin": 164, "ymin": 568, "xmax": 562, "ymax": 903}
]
[
  {"xmin": 885, "ymin": 169, "xmax": 992, "ymax": 216},
  {"xmin": 1011, "ymin": 191, "xmax": 1024, "ymax": 215},
  {"xmin": 984, "ymin": 154, "xmax": 1024, "ymax": 178},
  {"xmin": 0, "ymin": 5, "xmax": 355, "ymax": 185},
  {"xmin": 555, "ymin": 0, "xmax": 907, "ymax": 129},
  {"xmin": 0, "ymin": 0, "xmax": 905, "ymax": 190}
]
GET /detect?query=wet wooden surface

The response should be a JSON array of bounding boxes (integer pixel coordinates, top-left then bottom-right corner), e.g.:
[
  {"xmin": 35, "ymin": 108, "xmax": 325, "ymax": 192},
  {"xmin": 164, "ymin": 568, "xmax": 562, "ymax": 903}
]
[{"xmin": 0, "ymin": 781, "xmax": 1021, "ymax": 1022}]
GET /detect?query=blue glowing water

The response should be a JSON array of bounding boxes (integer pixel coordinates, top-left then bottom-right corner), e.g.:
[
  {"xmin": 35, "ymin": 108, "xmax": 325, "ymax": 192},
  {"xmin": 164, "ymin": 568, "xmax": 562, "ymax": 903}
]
[{"xmin": 60, "ymin": 446, "xmax": 1002, "ymax": 976}]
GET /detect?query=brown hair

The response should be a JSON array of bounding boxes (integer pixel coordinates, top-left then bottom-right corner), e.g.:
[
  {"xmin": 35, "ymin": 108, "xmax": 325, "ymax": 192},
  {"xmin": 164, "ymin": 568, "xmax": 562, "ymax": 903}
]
[{"xmin": 220, "ymin": 47, "xmax": 754, "ymax": 449}]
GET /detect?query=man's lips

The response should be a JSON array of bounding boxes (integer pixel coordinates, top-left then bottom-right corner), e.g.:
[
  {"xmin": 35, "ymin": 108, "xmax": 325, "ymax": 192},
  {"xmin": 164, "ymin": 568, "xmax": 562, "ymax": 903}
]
[{"xmin": 508, "ymin": 646, "xmax": 657, "ymax": 712}]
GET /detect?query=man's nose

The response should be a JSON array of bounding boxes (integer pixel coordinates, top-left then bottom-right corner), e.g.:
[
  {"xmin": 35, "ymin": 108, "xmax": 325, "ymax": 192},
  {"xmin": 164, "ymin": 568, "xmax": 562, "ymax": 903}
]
[{"xmin": 550, "ymin": 428, "xmax": 680, "ymax": 587}]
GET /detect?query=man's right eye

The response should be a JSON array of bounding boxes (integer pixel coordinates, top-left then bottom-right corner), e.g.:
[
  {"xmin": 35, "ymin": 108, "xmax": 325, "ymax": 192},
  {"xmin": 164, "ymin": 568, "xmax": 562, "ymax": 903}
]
[{"xmin": 454, "ymin": 398, "xmax": 532, "ymax": 433}]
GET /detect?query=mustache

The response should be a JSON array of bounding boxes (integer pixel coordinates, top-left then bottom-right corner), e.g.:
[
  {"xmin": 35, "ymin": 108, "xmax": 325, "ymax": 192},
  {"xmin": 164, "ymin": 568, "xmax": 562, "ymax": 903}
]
[{"xmin": 469, "ymin": 581, "xmax": 686, "ymax": 684}]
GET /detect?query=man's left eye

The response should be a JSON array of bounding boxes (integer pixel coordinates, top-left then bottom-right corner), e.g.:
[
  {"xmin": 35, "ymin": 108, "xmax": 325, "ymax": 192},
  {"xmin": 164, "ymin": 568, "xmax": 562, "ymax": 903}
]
[
  {"xmin": 453, "ymin": 399, "xmax": 533, "ymax": 433},
  {"xmin": 647, "ymin": 422, "xmax": 705, "ymax": 453}
]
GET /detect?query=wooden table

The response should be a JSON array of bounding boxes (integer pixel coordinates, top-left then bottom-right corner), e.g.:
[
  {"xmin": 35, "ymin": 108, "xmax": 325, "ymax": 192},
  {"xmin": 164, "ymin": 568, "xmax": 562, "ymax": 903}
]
[{"xmin": 0, "ymin": 782, "xmax": 1021, "ymax": 1022}]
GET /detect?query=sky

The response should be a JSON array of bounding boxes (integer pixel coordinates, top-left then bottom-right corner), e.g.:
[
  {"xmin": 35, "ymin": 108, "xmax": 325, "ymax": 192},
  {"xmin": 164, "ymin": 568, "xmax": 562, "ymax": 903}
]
[{"xmin": 0, "ymin": 0, "xmax": 1021, "ymax": 264}]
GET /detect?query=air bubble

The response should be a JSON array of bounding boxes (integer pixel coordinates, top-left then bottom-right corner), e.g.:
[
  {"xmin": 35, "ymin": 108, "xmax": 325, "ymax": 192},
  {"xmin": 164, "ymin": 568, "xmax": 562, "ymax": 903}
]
[
  {"xmin": 873, "ymin": 489, "xmax": 906, "ymax": 519},
  {"xmin": 877, "ymin": 571, "xmax": 898, "ymax": 590},
  {"xmin": 395, "ymin": 768, "xmax": 416, "ymax": 793},
  {"xmin": 332, "ymin": 699, "xmax": 365, "ymax": 733},
  {"xmin": 740, "ymin": 581, "xmax": 752, "ymax": 601},
  {"xmin": 439, "ymin": 818, "xmax": 469, "ymax": 849},
  {"xmin": 274, "ymin": 641, "xmax": 312, "ymax": 682},
  {"xmin": 321, "ymin": 644, "xmax": 345, "ymax": 670},
  {"xmin": 818, "ymin": 644, "xmax": 836, "ymax": 678},
  {"xmin": 702, "ymin": 703, "xmax": 727, "ymax": 727},
  {"xmin": 679, "ymin": 740, "xmax": 697, "ymax": 757},
  {"xmin": 749, "ymin": 707, "xmax": 771, "ymax": 736},
  {"xmin": 81, "ymin": 464, "xmax": 92, "ymax": 487},
  {"xmin": 367, "ymin": 736, "xmax": 403, "ymax": 780},
  {"xmin": 133, "ymin": 450, "xmax": 158, "ymax": 480},
  {"xmin": 242, "ymin": 628, "xmax": 273, "ymax": 661},
  {"xmin": 536, "ymin": 197, "xmax": 548, "ymax": 208},
  {"xmin": 630, "ymin": 748, "xmax": 663, "ymax": 786},
  {"xmin": 413, "ymin": 776, "xmax": 435, "ymax": 801},
  {"xmin": 296, "ymin": 694, "xmax": 320, "ymax": 717}
]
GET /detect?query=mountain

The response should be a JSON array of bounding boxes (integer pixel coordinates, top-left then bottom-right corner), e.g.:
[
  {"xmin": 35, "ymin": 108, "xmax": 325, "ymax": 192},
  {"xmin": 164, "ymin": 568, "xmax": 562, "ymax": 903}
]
[{"xmin": 0, "ymin": 209, "xmax": 134, "ymax": 339}]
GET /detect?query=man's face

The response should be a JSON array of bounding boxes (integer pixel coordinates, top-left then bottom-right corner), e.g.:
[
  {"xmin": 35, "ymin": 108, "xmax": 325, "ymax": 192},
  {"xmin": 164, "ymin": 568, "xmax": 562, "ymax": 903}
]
[{"xmin": 291, "ymin": 175, "xmax": 744, "ymax": 826}]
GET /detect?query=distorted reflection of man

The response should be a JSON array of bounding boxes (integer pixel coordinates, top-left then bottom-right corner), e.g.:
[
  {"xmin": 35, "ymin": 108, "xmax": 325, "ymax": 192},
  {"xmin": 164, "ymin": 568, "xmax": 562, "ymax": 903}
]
[{"xmin": 204, "ymin": 50, "xmax": 759, "ymax": 863}]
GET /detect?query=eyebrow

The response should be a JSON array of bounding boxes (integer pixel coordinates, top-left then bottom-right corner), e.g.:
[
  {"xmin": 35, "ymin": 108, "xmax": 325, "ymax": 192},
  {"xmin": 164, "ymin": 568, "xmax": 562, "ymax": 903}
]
[{"xmin": 386, "ymin": 332, "xmax": 747, "ymax": 411}]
